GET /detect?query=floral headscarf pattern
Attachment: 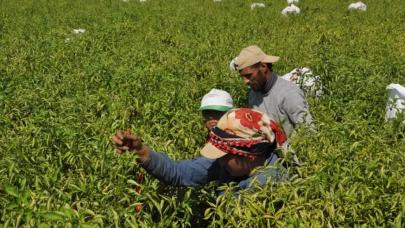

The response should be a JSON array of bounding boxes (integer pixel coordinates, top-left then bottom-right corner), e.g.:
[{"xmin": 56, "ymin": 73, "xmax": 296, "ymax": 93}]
[{"xmin": 201, "ymin": 108, "xmax": 287, "ymax": 159}]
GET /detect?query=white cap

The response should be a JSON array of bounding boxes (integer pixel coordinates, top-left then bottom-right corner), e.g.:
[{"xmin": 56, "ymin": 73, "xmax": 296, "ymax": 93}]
[{"xmin": 200, "ymin": 89, "xmax": 233, "ymax": 112}]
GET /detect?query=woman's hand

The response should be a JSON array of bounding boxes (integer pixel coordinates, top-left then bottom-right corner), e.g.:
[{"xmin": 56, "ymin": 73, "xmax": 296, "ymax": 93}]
[{"xmin": 111, "ymin": 129, "xmax": 150, "ymax": 163}]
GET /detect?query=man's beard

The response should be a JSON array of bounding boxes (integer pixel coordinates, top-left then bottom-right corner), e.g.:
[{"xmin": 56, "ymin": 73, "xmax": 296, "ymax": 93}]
[{"xmin": 257, "ymin": 70, "xmax": 267, "ymax": 92}]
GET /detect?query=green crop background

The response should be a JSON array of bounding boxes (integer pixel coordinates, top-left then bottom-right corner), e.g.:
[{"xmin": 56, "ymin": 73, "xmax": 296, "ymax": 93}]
[{"xmin": 1, "ymin": 0, "xmax": 404, "ymax": 227}]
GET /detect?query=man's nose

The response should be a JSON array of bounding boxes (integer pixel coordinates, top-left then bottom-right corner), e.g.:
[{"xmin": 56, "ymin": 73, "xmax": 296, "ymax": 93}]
[{"xmin": 243, "ymin": 78, "xmax": 250, "ymax": 85}]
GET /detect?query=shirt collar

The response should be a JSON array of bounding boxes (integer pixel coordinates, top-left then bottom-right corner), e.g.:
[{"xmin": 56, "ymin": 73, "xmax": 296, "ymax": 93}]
[{"xmin": 263, "ymin": 72, "xmax": 278, "ymax": 94}]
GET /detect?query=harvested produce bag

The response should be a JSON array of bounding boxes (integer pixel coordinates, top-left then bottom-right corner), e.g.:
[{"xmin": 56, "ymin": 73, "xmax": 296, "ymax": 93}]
[{"xmin": 385, "ymin": 84, "xmax": 405, "ymax": 121}]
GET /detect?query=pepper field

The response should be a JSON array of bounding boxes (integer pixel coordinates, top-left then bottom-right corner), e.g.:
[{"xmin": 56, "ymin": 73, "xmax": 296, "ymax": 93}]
[{"xmin": 0, "ymin": 0, "xmax": 404, "ymax": 227}]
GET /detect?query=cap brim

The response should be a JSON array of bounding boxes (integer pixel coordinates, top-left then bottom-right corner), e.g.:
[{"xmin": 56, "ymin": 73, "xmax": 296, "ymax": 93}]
[
  {"xmin": 234, "ymin": 55, "xmax": 280, "ymax": 71},
  {"xmin": 200, "ymin": 142, "xmax": 227, "ymax": 159},
  {"xmin": 262, "ymin": 55, "xmax": 280, "ymax": 63},
  {"xmin": 199, "ymin": 105, "xmax": 232, "ymax": 112}
]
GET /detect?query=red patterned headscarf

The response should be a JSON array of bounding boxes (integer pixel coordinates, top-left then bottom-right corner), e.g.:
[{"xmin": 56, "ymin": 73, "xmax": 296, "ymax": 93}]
[{"xmin": 201, "ymin": 108, "xmax": 287, "ymax": 159}]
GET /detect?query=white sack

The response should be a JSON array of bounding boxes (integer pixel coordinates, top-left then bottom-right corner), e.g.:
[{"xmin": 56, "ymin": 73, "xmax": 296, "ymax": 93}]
[
  {"xmin": 287, "ymin": 0, "xmax": 299, "ymax": 4},
  {"xmin": 282, "ymin": 4, "xmax": 301, "ymax": 15},
  {"xmin": 229, "ymin": 57, "xmax": 238, "ymax": 72},
  {"xmin": 348, "ymin": 2, "xmax": 367, "ymax": 11},
  {"xmin": 251, "ymin": 3, "xmax": 265, "ymax": 10},
  {"xmin": 73, "ymin": 28, "xmax": 86, "ymax": 34},
  {"xmin": 385, "ymin": 84, "xmax": 405, "ymax": 121},
  {"xmin": 281, "ymin": 67, "xmax": 323, "ymax": 96}
]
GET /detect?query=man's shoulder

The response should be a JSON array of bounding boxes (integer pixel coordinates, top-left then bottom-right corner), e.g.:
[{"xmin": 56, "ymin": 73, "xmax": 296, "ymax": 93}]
[
  {"xmin": 274, "ymin": 76, "xmax": 305, "ymax": 97},
  {"xmin": 275, "ymin": 76, "xmax": 301, "ymax": 91}
]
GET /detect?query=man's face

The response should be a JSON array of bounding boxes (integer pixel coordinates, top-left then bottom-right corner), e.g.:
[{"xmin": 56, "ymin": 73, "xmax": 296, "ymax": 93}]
[
  {"xmin": 239, "ymin": 63, "xmax": 268, "ymax": 92},
  {"xmin": 202, "ymin": 110, "xmax": 226, "ymax": 130},
  {"xmin": 217, "ymin": 154, "xmax": 257, "ymax": 177}
]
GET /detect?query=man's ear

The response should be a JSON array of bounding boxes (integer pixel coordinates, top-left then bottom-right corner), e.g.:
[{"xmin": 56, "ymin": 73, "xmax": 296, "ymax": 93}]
[{"xmin": 260, "ymin": 62, "xmax": 268, "ymax": 73}]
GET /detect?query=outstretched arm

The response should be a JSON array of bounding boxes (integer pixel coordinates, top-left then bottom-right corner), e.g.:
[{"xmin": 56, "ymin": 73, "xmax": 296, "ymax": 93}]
[
  {"xmin": 111, "ymin": 130, "xmax": 219, "ymax": 186},
  {"xmin": 141, "ymin": 151, "xmax": 218, "ymax": 186}
]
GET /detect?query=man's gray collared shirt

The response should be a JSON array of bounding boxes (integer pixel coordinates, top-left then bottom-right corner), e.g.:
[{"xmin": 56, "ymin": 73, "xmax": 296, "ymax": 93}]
[{"xmin": 248, "ymin": 74, "xmax": 313, "ymax": 137}]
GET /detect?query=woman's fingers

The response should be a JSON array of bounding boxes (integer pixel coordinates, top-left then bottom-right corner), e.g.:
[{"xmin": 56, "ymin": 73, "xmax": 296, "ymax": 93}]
[
  {"xmin": 112, "ymin": 135, "xmax": 123, "ymax": 145},
  {"xmin": 115, "ymin": 146, "xmax": 130, "ymax": 154},
  {"xmin": 125, "ymin": 134, "xmax": 138, "ymax": 140},
  {"xmin": 118, "ymin": 146, "xmax": 129, "ymax": 151},
  {"xmin": 113, "ymin": 130, "xmax": 142, "ymax": 152},
  {"xmin": 115, "ymin": 148, "xmax": 124, "ymax": 154}
]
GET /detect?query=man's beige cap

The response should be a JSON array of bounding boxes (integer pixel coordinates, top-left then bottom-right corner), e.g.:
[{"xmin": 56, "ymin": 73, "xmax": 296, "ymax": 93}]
[{"xmin": 234, "ymin": 45, "xmax": 280, "ymax": 71}]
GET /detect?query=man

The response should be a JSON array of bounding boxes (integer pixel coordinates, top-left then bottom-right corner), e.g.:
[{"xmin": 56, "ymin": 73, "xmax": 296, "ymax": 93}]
[
  {"xmin": 112, "ymin": 108, "xmax": 288, "ymax": 190},
  {"xmin": 232, "ymin": 45, "xmax": 313, "ymax": 137},
  {"xmin": 200, "ymin": 88, "xmax": 233, "ymax": 130}
]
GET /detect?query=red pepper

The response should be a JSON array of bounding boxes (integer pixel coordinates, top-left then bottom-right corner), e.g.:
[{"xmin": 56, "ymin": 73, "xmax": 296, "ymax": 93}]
[
  {"xmin": 137, "ymin": 172, "xmax": 145, "ymax": 184},
  {"xmin": 135, "ymin": 171, "xmax": 145, "ymax": 193},
  {"xmin": 135, "ymin": 203, "xmax": 142, "ymax": 213}
]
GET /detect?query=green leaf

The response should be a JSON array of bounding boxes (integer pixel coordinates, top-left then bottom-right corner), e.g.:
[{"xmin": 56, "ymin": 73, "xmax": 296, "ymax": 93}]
[
  {"xmin": 4, "ymin": 185, "xmax": 18, "ymax": 198},
  {"xmin": 40, "ymin": 212, "xmax": 64, "ymax": 221}
]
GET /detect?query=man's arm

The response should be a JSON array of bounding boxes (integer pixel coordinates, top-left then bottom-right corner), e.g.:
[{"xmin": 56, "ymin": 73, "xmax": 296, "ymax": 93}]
[
  {"xmin": 111, "ymin": 130, "xmax": 219, "ymax": 187},
  {"xmin": 141, "ymin": 151, "xmax": 219, "ymax": 186},
  {"xmin": 282, "ymin": 87, "xmax": 313, "ymax": 128}
]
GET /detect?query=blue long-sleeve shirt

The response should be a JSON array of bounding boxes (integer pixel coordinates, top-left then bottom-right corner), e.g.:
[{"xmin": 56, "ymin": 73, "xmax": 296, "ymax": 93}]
[{"xmin": 141, "ymin": 150, "xmax": 288, "ymax": 190}]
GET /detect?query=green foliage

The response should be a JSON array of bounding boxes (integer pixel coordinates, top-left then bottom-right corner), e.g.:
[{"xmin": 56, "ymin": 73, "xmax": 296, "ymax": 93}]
[{"xmin": 1, "ymin": 0, "xmax": 404, "ymax": 226}]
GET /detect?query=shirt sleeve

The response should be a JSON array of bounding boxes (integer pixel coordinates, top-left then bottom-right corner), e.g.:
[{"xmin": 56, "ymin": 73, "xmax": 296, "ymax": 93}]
[
  {"xmin": 281, "ymin": 87, "xmax": 313, "ymax": 128},
  {"xmin": 140, "ymin": 150, "xmax": 219, "ymax": 187},
  {"xmin": 237, "ymin": 153, "xmax": 288, "ymax": 190}
]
